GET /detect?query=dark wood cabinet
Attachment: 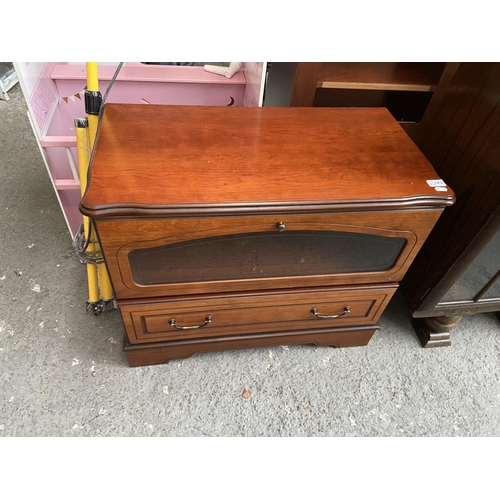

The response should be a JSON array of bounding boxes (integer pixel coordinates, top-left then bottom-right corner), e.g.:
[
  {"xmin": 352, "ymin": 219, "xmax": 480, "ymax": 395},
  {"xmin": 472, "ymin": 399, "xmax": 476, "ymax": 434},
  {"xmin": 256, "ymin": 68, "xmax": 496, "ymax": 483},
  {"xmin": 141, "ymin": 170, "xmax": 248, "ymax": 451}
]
[
  {"xmin": 398, "ymin": 63, "xmax": 500, "ymax": 346},
  {"xmin": 267, "ymin": 62, "xmax": 500, "ymax": 346},
  {"xmin": 264, "ymin": 62, "xmax": 500, "ymax": 347},
  {"xmin": 81, "ymin": 104, "xmax": 453, "ymax": 366}
]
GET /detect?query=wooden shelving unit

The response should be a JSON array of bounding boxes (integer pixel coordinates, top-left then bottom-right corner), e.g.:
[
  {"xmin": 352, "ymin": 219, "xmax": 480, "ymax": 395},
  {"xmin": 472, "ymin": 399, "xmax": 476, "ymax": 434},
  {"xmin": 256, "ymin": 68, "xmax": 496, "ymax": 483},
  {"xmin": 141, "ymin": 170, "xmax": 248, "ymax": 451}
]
[{"xmin": 263, "ymin": 62, "xmax": 449, "ymax": 124}]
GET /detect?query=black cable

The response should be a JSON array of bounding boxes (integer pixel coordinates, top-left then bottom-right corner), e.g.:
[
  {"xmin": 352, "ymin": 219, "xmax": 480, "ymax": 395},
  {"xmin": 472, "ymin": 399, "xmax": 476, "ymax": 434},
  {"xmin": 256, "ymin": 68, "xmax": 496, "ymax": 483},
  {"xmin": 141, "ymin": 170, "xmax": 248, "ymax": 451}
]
[
  {"xmin": 90, "ymin": 62, "xmax": 124, "ymax": 163},
  {"xmin": 101, "ymin": 62, "xmax": 124, "ymax": 115},
  {"xmin": 73, "ymin": 221, "xmax": 104, "ymax": 264}
]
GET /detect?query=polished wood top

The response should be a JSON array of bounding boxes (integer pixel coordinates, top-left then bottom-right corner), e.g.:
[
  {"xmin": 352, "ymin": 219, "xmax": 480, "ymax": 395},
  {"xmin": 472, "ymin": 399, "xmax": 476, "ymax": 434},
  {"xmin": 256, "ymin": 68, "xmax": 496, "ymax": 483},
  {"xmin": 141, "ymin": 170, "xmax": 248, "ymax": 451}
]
[{"xmin": 80, "ymin": 104, "xmax": 454, "ymax": 217}]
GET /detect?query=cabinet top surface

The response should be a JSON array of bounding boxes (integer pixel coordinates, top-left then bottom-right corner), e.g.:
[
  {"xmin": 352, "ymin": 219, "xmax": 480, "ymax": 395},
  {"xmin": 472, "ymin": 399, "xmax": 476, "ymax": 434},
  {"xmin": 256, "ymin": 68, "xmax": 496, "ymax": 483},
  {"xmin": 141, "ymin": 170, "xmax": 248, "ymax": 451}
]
[{"xmin": 81, "ymin": 104, "xmax": 454, "ymax": 217}]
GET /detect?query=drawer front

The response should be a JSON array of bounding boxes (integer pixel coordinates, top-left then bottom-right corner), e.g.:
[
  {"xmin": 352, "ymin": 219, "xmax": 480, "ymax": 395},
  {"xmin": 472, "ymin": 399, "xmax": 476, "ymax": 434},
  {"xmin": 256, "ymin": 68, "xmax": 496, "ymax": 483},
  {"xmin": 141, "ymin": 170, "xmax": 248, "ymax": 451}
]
[
  {"xmin": 96, "ymin": 211, "xmax": 441, "ymax": 300},
  {"xmin": 120, "ymin": 286, "xmax": 397, "ymax": 344}
]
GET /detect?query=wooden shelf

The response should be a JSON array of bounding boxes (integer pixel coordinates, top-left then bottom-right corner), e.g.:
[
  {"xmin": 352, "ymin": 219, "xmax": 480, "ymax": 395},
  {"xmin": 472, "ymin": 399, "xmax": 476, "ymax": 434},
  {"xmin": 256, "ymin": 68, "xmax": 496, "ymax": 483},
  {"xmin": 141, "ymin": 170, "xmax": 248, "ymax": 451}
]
[{"xmin": 318, "ymin": 63, "xmax": 446, "ymax": 92}]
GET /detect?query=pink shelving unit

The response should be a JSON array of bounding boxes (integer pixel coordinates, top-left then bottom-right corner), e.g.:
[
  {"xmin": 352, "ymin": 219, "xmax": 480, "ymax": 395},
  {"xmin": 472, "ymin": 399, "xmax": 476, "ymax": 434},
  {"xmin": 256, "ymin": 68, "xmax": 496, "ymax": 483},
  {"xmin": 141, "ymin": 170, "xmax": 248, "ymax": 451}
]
[{"xmin": 14, "ymin": 62, "xmax": 266, "ymax": 237}]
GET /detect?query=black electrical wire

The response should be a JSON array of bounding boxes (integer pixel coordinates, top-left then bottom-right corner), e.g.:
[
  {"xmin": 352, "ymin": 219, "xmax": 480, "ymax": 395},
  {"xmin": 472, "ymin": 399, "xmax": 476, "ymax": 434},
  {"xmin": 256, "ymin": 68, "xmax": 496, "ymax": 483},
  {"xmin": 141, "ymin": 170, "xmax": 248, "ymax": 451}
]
[
  {"xmin": 100, "ymin": 62, "xmax": 124, "ymax": 117},
  {"xmin": 73, "ymin": 221, "xmax": 104, "ymax": 264},
  {"xmin": 90, "ymin": 61, "xmax": 124, "ymax": 167}
]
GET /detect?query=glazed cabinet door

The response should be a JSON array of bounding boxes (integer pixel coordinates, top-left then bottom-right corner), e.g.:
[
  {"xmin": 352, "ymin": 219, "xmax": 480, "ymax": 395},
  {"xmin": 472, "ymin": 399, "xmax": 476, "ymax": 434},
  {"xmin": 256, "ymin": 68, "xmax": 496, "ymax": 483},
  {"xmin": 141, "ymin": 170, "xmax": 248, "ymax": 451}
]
[{"xmin": 95, "ymin": 211, "xmax": 441, "ymax": 299}]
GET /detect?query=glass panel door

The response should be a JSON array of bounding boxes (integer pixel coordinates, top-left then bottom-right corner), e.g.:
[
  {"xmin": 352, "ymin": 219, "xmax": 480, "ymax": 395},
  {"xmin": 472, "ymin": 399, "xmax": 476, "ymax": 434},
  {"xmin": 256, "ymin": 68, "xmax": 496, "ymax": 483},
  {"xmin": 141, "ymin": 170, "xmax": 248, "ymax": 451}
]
[
  {"xmin": 129, "ymin": 230, "xmax": 407, "ymax": 286},
  {"xmin": 439, "ymin": 230, "xmax": 500, "ymax": 303}
]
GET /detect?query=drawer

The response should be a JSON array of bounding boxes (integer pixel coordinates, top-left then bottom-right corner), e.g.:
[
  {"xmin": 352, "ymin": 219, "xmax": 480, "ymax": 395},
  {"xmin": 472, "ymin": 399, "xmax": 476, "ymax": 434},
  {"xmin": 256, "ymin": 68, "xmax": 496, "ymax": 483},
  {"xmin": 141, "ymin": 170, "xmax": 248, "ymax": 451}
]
[{"xmin": 119, "ymin": 285, "xmax": 397, "ymax": 344}]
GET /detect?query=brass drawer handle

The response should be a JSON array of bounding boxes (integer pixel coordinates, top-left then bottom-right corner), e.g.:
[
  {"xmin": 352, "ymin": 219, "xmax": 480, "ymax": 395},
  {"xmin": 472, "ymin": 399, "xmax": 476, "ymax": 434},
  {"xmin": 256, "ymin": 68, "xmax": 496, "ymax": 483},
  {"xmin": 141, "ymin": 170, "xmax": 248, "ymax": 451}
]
[
  {"xmin": 169, "ymin": 316, "xmax": 213, "ymax": 330},
  {"xmin": 311, "ymin": 306, "xmax": 351, "ymax": 319}
]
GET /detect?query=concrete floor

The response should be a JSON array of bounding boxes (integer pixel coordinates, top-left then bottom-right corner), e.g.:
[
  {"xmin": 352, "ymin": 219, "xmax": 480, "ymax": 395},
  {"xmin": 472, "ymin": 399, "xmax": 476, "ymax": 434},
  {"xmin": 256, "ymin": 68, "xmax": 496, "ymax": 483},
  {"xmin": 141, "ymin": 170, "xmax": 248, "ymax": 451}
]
[{"xmin": 2, "ymin": 83, "xmax": 500, "ymax": 438}]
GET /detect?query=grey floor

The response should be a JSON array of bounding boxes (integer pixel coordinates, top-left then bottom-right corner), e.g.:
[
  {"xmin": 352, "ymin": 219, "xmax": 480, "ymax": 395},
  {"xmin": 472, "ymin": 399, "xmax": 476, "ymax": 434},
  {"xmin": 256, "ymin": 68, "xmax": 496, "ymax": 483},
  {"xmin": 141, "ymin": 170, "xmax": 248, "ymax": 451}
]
[{"xmin": 2, "ymin": 83, "xmax": 500, "ymax": 438}]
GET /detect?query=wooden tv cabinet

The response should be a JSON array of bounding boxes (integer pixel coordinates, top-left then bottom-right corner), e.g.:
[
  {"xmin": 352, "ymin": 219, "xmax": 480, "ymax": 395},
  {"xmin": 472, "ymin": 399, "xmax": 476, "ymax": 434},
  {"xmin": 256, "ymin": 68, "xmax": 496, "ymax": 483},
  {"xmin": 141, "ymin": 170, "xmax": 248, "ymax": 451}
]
[{"xmin": 80, "ymin": 104, "xmax": 454, "ymax": 367}]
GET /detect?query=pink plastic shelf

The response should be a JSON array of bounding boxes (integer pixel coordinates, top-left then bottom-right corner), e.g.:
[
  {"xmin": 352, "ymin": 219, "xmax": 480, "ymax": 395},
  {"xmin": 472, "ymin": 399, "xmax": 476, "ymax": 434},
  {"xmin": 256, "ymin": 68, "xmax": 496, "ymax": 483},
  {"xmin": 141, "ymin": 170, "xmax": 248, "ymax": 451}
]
[{"xmin": 50, "ymin": 64, "xmax": 246, "ymax": 85}]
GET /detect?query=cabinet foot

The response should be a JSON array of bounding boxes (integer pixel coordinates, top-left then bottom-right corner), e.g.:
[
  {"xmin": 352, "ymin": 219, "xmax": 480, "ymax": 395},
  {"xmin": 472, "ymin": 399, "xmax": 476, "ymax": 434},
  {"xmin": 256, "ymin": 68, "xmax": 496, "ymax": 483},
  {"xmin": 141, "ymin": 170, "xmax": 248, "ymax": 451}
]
[
  {"xmin": 124, "ymin": 325, "xmax": 379, "ymax": 367},
  {"xmin": 412, "ymin": 315, "xmax": 462, "ymax": 348}
]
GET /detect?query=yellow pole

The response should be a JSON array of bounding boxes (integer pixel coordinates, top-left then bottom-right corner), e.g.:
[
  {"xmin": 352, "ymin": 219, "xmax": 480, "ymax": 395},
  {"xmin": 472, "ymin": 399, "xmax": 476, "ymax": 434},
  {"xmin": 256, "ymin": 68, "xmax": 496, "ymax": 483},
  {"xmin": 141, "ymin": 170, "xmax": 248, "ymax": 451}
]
[
  {"xmin": 85, "ymin": 62, "xmax": 114, "ymax": 305},
  {"xmin": 75, "ymin": 119, "xmax": 99, "ymax": 305},
  {"xmin": 86, "ymin": 62, "xmax": 100, "ymax": 150},
  {"xmin": 96, "ymin": 247, "xmax": 114, "ymax": 302}
]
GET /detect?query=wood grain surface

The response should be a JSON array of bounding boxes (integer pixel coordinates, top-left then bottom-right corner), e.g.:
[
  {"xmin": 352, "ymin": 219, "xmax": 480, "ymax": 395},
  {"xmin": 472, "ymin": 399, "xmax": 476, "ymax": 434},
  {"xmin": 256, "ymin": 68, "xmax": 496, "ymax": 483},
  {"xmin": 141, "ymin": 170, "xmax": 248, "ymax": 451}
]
[
  {"xmin": 318, "ymin": 63, "xmax": 446, "ymax": 92},
  {"xmin": 80, "ymin": 104, "xmax": 454, "ymax": 217}
]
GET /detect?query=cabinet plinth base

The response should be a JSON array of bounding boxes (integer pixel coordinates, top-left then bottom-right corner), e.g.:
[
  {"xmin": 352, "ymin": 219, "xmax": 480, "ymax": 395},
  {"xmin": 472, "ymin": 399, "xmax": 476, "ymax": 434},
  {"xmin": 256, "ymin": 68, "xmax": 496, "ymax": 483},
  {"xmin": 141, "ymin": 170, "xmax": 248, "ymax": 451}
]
[
  {"xmin": 123, "ymin": 324, "xmax": 379, "ymax": 367},
  {"xmin": 411, "ymin": 316, "xmax": 461, "ymax": 348}
]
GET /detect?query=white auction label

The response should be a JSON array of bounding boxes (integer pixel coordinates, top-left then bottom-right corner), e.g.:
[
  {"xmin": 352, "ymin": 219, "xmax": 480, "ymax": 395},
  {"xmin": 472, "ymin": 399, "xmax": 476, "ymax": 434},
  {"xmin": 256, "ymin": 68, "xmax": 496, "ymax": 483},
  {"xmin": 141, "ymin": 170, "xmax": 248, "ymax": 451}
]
[{"xmin": 426, "ymin": 179, "xmax": 447, "ymax": 187}]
